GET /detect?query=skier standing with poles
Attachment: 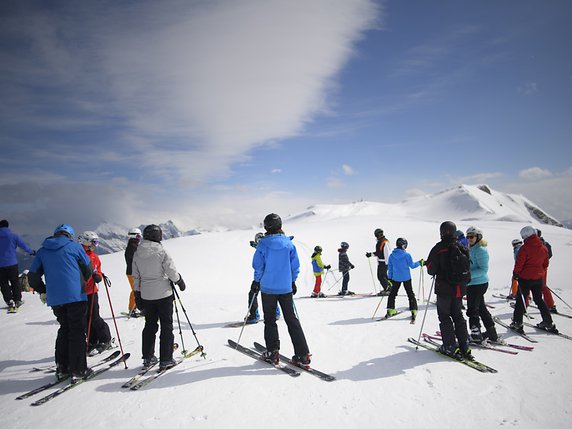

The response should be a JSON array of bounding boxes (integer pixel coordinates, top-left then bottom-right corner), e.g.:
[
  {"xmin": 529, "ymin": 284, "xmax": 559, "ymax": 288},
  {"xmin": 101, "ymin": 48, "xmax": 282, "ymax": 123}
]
[{"xmin": 366, "ymin": 228, "xmax": 391, "ymax": 296}]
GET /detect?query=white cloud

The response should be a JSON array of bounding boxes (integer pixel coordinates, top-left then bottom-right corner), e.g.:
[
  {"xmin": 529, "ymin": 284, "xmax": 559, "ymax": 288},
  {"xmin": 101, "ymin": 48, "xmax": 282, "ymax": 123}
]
[
  {"xmin": 518, "ymin": 82, "xmax": 538, "ymax": 95},
  {"xmin": 327, "ymin": 177, "xmax": 345, "ymax": 189},
  {"xmin": 342, "ymin": 164, "xmax": 354, "ymax": 176},
  {"xmin": 518, "ymin": 167, "xmax": 553, "ymax": 180},
  {"xmin": 271, "ymin": 169, "xmax": 282, "ymax": 174}
]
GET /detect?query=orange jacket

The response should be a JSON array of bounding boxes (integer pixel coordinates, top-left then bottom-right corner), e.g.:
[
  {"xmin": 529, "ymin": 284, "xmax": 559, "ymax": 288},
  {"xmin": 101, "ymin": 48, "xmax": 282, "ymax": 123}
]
[{"xmin": 83, "ymin": 247, "xmax": 102, "ymax": 295}]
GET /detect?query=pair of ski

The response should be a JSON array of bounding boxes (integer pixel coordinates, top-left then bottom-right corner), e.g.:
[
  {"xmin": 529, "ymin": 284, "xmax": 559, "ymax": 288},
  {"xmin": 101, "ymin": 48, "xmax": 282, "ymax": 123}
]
[
  {"xmin": 17, "ymin": 353, "xmax": 130, "ymax": 406},
  {"xmin": 409, "ymin": 336, "xmax": 497, "ymax": 373},
  {"xmin": 427, "ymin": 333, "xmax": 520, "ymax": 355},
  {"xmin": 375, "ymin": 310, "xmax": 416, "ymax": 324},
  {"xmin": 494, "ymin": 316, "xmax": 572, "ymax": 342},
  {"xmin": 228, "ymin": 339, "xmax": 335, "ymax": 382},
  {"xmin": 122, "ymin": 345, "xmax": 205, "ymax": 391}
]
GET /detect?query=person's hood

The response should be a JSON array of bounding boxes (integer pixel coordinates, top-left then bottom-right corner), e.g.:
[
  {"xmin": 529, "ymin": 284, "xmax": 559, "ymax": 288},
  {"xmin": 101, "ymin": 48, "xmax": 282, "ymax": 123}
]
[
  {"xmin": 135, "ymin": 239, "xmax": 163, "ymax": 258},
  {"xmin": 259, "ymin": 234, "xmax": 291, "ymax": 250},
  {"xmin": 390, "ymin": 247, "xmax": 407, "ymax": 261},
  {"xmin": 41, "ymin": 235, "xmax": 74, "ymax": 251}
]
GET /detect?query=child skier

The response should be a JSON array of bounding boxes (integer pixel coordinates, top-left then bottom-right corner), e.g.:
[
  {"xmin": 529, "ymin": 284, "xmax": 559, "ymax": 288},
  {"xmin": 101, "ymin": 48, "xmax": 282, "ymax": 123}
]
[
  {"xmin": 386, "ymin": 238, "xmax": 422, "ymax": 321},
  {"xmin": 311, "ymin": 246, "xmax": 330, "ymax": 298},
  {"xmin": 338, "ymin": 242, "xmax": 355, "ymax": 296}
]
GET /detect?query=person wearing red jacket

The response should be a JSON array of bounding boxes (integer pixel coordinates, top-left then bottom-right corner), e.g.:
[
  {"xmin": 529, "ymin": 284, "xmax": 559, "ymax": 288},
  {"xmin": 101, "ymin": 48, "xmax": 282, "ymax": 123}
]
[
  {"xmin": 510, "ymin": 226, "xmax": 557, "ymax": 333},
  {"xmin": 79, "ymin": 232, "xmax": 113, "ymax": 354}
]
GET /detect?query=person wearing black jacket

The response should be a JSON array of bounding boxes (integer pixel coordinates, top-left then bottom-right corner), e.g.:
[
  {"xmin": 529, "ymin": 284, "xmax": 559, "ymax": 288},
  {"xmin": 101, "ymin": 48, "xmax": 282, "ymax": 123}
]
[
  {"xmin": 125, "ymin": 228, "xmax": 142, "ymax": 317},
  {"xmin": 426, "ymin": 221, "xmax": 472, "ymax": 360}
]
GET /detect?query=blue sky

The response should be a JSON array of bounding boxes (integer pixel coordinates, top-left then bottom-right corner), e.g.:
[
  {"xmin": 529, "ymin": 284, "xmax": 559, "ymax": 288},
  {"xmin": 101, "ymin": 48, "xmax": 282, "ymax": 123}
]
[{"xmin": 1, "ymin": 0, "xmax": 571, "ymax": 245}]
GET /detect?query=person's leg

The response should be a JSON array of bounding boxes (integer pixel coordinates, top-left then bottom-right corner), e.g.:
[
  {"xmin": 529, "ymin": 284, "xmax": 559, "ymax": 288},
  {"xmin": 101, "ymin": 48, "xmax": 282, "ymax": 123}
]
[
  {"xmin": 6, "ymin": 265, "xmax": 21, "ymax": 303},
  {"xmin": 278, "ymin": 293, "xmax": 309, "ymax": 357},
  {"xmin": 261, "ymin": 293, "xmax": 279, "ymax": 352},
  {"xmin": 67, "ymin": 301, "xmax": 88, "ymax": 375},
  {"xmin": 142, "ymin": 300, "xmax": 160, "ymax": 360},
  {"xmin": 158, "ymin": 296, "xmax": 175, "ymax": 363}
]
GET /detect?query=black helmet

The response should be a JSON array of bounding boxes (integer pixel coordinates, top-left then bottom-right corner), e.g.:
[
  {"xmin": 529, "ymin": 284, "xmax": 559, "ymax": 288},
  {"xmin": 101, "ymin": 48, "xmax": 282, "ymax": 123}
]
[
  {"xmin": 396, "ymin": 237, "xmax": 408, "ymax": 249},
  {"xmin": 143, "ymin": 224, "xmax": 162, "ymax": 242},
  {"xmin": 314, "ymin": 245, "xmax": 322, "ymax": 253},
  {"xmin": 374, "ymin": 228, "xmax": 383, "ymax": 238},
  {"xmin": 340, "ymin": 241, "xmax": 349, "ymax": 249},
  {"xmin": 440, "ymin": 221, "xmax": 457, "ymax": 239},
  {"xmin": 263, "ymin": 213, "xmax": 282, "ymax": 232}
]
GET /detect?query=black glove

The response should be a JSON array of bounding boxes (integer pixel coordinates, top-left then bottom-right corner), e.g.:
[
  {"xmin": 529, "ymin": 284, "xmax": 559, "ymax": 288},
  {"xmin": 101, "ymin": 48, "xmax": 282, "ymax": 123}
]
[
  {"xmin": 350, "ymin": 264, "xmax": 355, "ymax": 269},
  {"xmin": 176, "ymin": 274, "xmax": 186, "ymax": 291},
  {"xmin": 251, "ymin": 280, "xmax": 260, "ymax": 293},
  {"xmin": 92, "ymin": 272, "xmax": 102, "ymax": 283},
  {"xmin": 134, "ymin": 291, "xmax": 143, "ymax": 311},
  {"xmin": 365, "ymin": 252, "xmax": 372, "ymax": 258},
  {"xmin": 292, "ymin": 282, "xmax": 297, "ymax": 295},
  {"xmin": 30, "ymin": 250, "xmax": 37, "ymax": 256},
  {"xmin": 512, "ymin": 274, "xmax": 519, "ymax": 281},
  {"xmin": 324, "ymin": 265, "xmax": 331, "ymax": 270}
]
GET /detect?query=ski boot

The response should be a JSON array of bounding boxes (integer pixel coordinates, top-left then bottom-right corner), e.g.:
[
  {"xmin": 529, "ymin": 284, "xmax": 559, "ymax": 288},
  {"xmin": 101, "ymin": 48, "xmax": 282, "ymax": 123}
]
[
  {"xmin": 142, "ymin": 356, "xmax": 158, "ymax": 369},
  {"xmin": 537, "ymin": 320, "xmax": 558, "ymax": 333},
  {"xmin": 469, "ymin": 326, "xmax": 484, "ymax": 344},
  {"xmin": 291, "ymin": 353, "xmax": 311, "ymax": 369},
  {"xmin": 509, "ymin": 321, "xmax": 524, "ymax": 334},
  {"xmin": 159, "ymin": 358, "xmax": 177, "ymax": 371},
  {"xmin": 71, "ymin": 367, "xmax": 94, "ymax": 384},
  {"xmin": 386, "ymin": 308, "xmax": 398, "ymax": 318},
  {"xmin": 262, "ymin": 350, "xmax": 280, "ymax": 366},
  {"xmin": 411, "ymin": 309, "xmax": 417, "ymax": 322}
]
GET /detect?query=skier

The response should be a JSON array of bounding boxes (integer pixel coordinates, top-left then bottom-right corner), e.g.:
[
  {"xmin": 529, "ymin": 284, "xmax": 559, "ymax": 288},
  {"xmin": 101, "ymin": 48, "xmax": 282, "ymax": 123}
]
[
  {"xmin": 426, "ymin": 221, "xmax": 473, "ymax": 360},
  {"xmin": 537, "ymin": 229, "xmax": 556, "ymax": 313},
  {"xmin": 465, "ymin": 227, "xmax": 499, "ymax": 343},
  {"xmin": 132, "ymin": 224, "xmax": 187, "ymax": 370},
  {"xmin": 0, "ymin": 219, "xmax": 36, "ymax": 311},
  {"xmin": 78, "ymin": 231, "xmax": 113, "ymax": 354},
  {"xmin": 507, "ymin": 239, "xmax": 523, "ymax": 300},
  {"xmin": 366, "ymin": 228, "xmax": 391, "ymax": 295},
  {"xmin": 125, "ymin": 227, "xmax": 143, "ymax": 317},
  {"xmin": 251, "ymin": 213, "xmax": 311, "ymax": 368},
  {"xmin": 310, "ymin": 245, "xmax": 331, "ymax": 298},
  {"xmin": 338, "ymin": 241, "xmax": 355, "ymax": 296},
  {"xmin": 385, "ymin": 238, "xmax": 422, "ymax": 321},
  {"xmin": 28, "ymin": 224, "xmax": 94, "ymax": 381},
  {"xmin": 510, "ymin": 226, "xmax": 557, "ymax": 333},
  {"xmin": 246, "ymin": 232, "xmax": 281, "ymax": 323}
]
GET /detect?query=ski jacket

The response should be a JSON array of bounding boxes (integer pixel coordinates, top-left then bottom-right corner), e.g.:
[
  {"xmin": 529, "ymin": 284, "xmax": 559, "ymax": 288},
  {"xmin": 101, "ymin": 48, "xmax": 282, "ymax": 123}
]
[
  {"xmin": 0, "ymin": 227, "xmax": 34, "ymax": 268},
  {"xmin": 124, "ymin": 238, "xmax": 139, "ymax": 275},
  {"xmin": 513, "ymin": 234, "xmax": 548, "ymax": 281},
  {"xmin": 373, "ymin": 237, "xmax": 390, "ymax": 263},
  {"xmin": 513, "ymin": 245, "xmax": 521, "ymax": 261},
  {"xmin": 253, "ymin": 233, "xmax": 300, "ymax": 295},
  {"xmin": 540, "ymin": 238, "xmax": 553, "ymax": 259},
  {"xmin": 132, "ymin": 240, "xmax": 180, "ymax": 301},
  {"xmin": 468, "ymin": 240, "xmax": 489, "ymax": 286},
  {"xmin": 387, "ymin": 248, "xmax": 420, "ymax": 282},
  {"xmin": 28, "ymin": 235, "xmax": 92, "ymax": 307},
  {"xmin": 426, "ymin": 238, "xmax": 467, "ymax": 298},
  {"xmin": 338, "ymin": 249, "xmax": 353, "ymax": 272},
  {"xmin": 83, "ymin": 247, "xmax": 102, "ymax": 295},
  {"xmin": 312, "ymin": 252, "xmax": 325, "ymax": 276}
]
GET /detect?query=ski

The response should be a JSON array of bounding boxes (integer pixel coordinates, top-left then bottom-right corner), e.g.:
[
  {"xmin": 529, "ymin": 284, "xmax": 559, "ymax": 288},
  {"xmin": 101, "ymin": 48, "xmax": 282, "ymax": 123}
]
[
  {"xmin": 375, "ymin": 310, "xmax": 404, "ymax": 322},
  {"xmin": 492, "ymin": 294, "xmax": 515, "ymax": 300},
  {"xmin": 120, "ymin": 311, "xmax": 144, "ymax": 318},
  {"xmin": 493, "ymin": 317, "xmax": 538, "ymax": 343},
  {"xmin": 30, "ymin": 353, "xmax": 130, "ymax": 406},
  {"xmin": 16, "ymin": 375, "xmax": 69, "ymax": 400},
  {"xmin": 522, "ymin": 321, "xmax": 572, "ymax": 341},
  {"xmin": 224, "ymin": 320, "xmax": 262, "ymax": 328},
  {"xmin": 30, "ymin": 349, "xmax": 121, "ymax": 373},
  {"xmin": 227, "ymin": 339, "xmax": 300, "ymax": 377},
  {"xmin": 425, "ymin": 333, "xmax": 518, "ymax": 355},
  {"xmin": 526, "ymin": 304, "xmax": 572, "ymax": 320},
  {"xmin": 129, "ymin": 345, "xmax": 204, "ymax": 391},
  {"xmin": 435, "ymin": 330, "xmax": 533, "ymax": 351},
  {"xmin": 409, "ymin": 337, "xmax": 497, "ymax": 373},
  {"xmin": 121, "ymin": 344, "xmax": 179, "ymax": 388},
  {"xmin": 253, "ymin": 342, "xmax": 335, "ymax": 382}
]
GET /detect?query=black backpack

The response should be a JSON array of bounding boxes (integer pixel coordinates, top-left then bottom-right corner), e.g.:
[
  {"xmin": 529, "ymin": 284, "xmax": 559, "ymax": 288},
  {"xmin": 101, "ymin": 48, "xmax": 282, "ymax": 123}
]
[{"xmin": 446, "ymin": 242, "xmax": 471, "ymax": 286}]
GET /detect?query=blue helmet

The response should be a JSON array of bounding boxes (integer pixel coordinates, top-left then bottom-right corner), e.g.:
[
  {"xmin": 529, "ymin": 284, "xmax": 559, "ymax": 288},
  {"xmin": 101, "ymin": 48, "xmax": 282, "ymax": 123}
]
[{"xmin": 54, "ymin": 224, "xmax": 75, "ymax": 238}]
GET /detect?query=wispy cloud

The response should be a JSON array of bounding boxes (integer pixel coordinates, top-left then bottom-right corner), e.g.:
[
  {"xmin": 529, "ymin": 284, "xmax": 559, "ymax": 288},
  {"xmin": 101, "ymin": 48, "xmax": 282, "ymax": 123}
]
[
  {"xmin": 518, "ymin": 167, "xmax": 553, "ymax": 180},
  {"xmin": 518, "ymin": 82, "xmax": 538, "ymax": 95},
  {"xmin": 342, "ymin": 164, "xmax": 354, "ymax": 176}
]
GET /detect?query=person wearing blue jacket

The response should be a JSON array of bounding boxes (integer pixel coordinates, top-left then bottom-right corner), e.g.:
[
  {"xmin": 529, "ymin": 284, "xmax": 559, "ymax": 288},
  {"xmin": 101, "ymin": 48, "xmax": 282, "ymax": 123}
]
[
  {"xmin": 251, "ymin": 213, "xmax": 311, "ymax": 368},
  {"xmin": 386, "ymin": 238, "xmax": 423, "ymax": 320},
  {"xmin": 28, "ymin": 224, "xmax": 94, "ymax": 381},
  {"xmin": 0, "ymin": 219, "xmax": 35, "ymax": 310},
  {"xmin": 465, "ymin": 226, "xmax": 498, "ymax": 343}
]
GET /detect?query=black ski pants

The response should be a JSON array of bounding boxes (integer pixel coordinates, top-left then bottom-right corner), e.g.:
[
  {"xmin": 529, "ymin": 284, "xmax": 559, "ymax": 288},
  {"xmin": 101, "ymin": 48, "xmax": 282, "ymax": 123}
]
[
  {"xmin": 52, "ymin": 301, "xmax": 88, "ymax": 374},
  {"xmin": 341, "ymin": 270, "xmax": 350, "ymax": 293},
  {"xmin": 0, "ymin": 264, "xmax": 21, "ymax": 304},
  {"xmin": 466, "ymin": 283, "xmax": 494, "ymax": 331},
  {"xmin": 513, "ymin": 278, "xmax": 553, "ymax": 325},
  {"xmin": 248, "ymin": 289, "xmax": 259, "ymax": 319},
  {"xmin": 377, "ymin": 262, "xmax": 390, "ymax": 291},
  {"xmin": 387, "ymin": 279, "xmax": 417, "ymax": 311},
  {"xmin": 86, "ymin": 293, "xmax": 111, "ymax": 347},
  {"xmin": 261, "ymin": 292, "xmax": 309, "ymax": 357},
  {"xmin": 436, "ymin": 294, "xmax": 469, "ymax": 352},
  {"xmin": 142, "ymin": 295, "xmax": 174, "ymax": 362}
]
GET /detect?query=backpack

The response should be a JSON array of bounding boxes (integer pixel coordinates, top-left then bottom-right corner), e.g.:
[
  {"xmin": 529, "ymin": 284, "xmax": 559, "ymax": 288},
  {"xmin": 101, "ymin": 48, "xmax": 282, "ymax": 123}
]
[{"xmin": 446, "ymin": 242, "xmax": 471, "ymax": 286}]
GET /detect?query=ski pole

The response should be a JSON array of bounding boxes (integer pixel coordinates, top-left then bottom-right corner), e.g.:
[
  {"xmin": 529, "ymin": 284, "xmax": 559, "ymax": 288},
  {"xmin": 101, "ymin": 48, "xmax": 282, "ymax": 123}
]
[
  {"xmin": 102, "ymin": 275, "xmax": 128, "ymax": 368},
  {"xmin": 172, "ymin": 294, "xmax": 187, "ymax": 354},
  {"xmin": 171, "ymin": 284, "xmax": 206, "ymax": 358},
  {"xmin": 371, "ymin": 293, "xmax": 385, "ymax": 319},
  {"xmin": 326, "ymin": 272, "xmax": 343, "ymax": 292},
  {"xmin": 367, "ymin": 257, "xmax": 378, "ymax": 295},
  {"xmin": 415, "ymin": 276, "xmax": 435, "ymax": 349},
  {"xmin": 517, "ymin": 282, "xmax": 533, "ymax": 320},
  {"xmin": 236, "ymin": 289, "xmax": 259, "ymax": 347},
  {"xmin": 547, "ymin": 286, "xmax": 572, "ymax": 312}
]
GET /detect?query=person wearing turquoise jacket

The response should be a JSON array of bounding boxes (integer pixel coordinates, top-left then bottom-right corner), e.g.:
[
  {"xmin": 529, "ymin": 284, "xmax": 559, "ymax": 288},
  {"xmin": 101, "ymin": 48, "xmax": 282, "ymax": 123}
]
[
  {"xmin": 465, "ymin": 226, "xmax": 499, "ymax": 343},
  {"xmin": 386, "ymin": 238, "xmax": 422, "ymax": 321}
]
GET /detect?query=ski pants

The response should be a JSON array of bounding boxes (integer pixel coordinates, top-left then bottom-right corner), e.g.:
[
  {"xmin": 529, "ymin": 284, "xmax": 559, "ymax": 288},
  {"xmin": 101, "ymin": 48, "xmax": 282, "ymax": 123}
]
[
  {"xmin": 513, "ymin": 278, "xmax": 553, "ymax": 325},
  {"xmin": 261, "ymin": 292, "xmax": 309, "ymax": 357},
  {"xmin": 542, "ymin": 272, "xmax": 555, "ymax": 308},
  {"xmin": 52, "ymin": 301, "xmax": 88, "ymax": 374},
  {"xmin": 466, "ymin": 282, "xmax": 494, "ymax": 331},
  {"xmin": 312, "ymin": 275, "xmax": 323, "ymax": 294},
  {"xmin": 387, "ymin": 279, "xmax": 417, "ymax": 311},
  {"xmin": 86, "ymin": 292, "xmax": 111, "ymax": 348},
  {"xmin": 341, "ymin": 270, "xmax": 350, "ymax": 293},
  {"xmin": 127, "ymin": 274, "xmax": 136, "ymax": 311},
  {"xmin": 377, "ymin": 262, "xmax": 390, "ymax": 291},
  {"xmin": 0, "ymin": 264, "xmax": 21, "ymax": 304},
  {"xmin": 436, "ymin": 294, "xmax": 469, "ymax": 352},
  {"xmin": 142, "ymin": 295, "xmax": 174, "ymax": 362}
]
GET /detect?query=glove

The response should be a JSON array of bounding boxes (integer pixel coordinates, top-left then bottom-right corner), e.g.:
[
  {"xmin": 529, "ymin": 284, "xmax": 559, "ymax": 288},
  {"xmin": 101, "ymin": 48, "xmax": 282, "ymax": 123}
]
[
  {"xmin": 388, "ymin": 280, "xmax": 393, "ymax": 287},
  {"xmin": 418, "ymin": 259, "xmax": 425, "ymax": 266},
  {"xmin": 250, "ymin": 280, "xmax": 260, "ymax": 293},
  {"xmin": 134, "ymin": 291, "xmax": 143, "ymax": 311},
  {"xmin": 324, "ymin": 265, "xmax": 331, "ymax": 270},
  {"xmin": 92, "ymin": 273, "xmax": 102, "ymax": 283},
  {"xmin": 350, "ymin": 264, "xmax": 355, "ymax": 269},
  {"xmin": 39, "ymin": 293, "xmax": 47, "ymax": 305},
  {"xmin": 365, "ymin": 252, "xmax": 372, "ymax": 258},
  {"xmin": 176, "ymin": 274, "xmax": 186, "ymax": 291},
  {"xmin": 292, "ymin": 282, "xmax": 297, "ymax": 295},
  {"xmin": 512, "ymin": 274, "xmax": 519, "ymax": 281},
  {"xmin": 30, "ymin": 250, "xmax": 37, "ymax": 256}
]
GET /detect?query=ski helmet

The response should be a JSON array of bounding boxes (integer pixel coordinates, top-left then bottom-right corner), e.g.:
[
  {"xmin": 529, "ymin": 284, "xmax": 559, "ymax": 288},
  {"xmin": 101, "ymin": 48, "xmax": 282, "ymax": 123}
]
[
  {"xmin": 54, "ymin": 224, "xmax": 75, "ymax": 239},
  {"xmin": 511, "ymin": 238, "xmax": 523, "ymax": 247},
  {"xmin": 263, "ymin": 213, "xmax": 282, "ymax": 232},
  {"xmin": 396, "ymin": 237, "xmax": 408, "ymax": 249},
  {"xmin": 374, "ymin": 228, "xmax": 383, "ymax": 238},
  {"xmin": 0, "ymin": 219, "xmax": 8, "ymax": 228},
  {"xmin": 314, "ymin": 245, "xmax": 322, "ymax": 253},
  {"xmin": 254, "ymin": 232, "xmax": 264, "ymax": 243},
  {"xmin": 128, "ymin": 227, "xmax": 142, "ymax": 237},
  {"xmin": 466, "ymin": 226, "xmax": 483, "ymax": 242},
  {"xmin": 340, "ymin": 241, "xmax": 349, "ymax": 249},
  {"xmin": 143, "ymin": 224, "xmax": 162, "ymax": 242},
  {"xmin": 439, "ymin": 221, "xmax": 457, "ymax": 239},
  {"xmin": 520, "ymin": 226, "xmax": 536, "ymax": 240},
  {"xmin": 79, "ymin": 231, "xmax": 99, "ymax": 247},
  {"xmin": 456, "ymin": 230, "xmax": 465, "ymax": 239}
]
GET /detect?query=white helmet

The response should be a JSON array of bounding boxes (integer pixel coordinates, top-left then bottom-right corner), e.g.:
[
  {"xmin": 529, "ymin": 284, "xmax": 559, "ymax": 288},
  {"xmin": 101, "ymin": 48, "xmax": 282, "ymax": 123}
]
[
  {"xmin": 520, "ymin": 226, "xmax": 536, "ymax": 240},
  {"xmin": 128, "ymin": 227, "xmax": 142, "ymax": 237},
  {"xmin": 511, "ymin": 238, "xmax": 523, "ymax": 246},
  {"xmin": 79, "ymin": 231, "xmax": 99, "ymax": 247},
  {"xmin": 466, "ymin": 226, "xmax": 483, "ymax": 242}
]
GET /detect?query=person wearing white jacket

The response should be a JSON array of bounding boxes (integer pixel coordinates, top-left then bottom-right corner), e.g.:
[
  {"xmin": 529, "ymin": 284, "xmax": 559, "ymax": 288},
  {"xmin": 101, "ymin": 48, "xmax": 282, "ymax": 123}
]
[{"xmin": 132, "ymin": 224, "xmax": 186, "ymax": 370}]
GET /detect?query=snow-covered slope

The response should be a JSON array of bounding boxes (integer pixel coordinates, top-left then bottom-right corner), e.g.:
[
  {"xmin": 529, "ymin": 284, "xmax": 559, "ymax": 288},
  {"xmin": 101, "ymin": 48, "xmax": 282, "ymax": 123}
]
[{"xmin": 3, "ymin": 193, "xmax": 571, "ymax": 429}]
